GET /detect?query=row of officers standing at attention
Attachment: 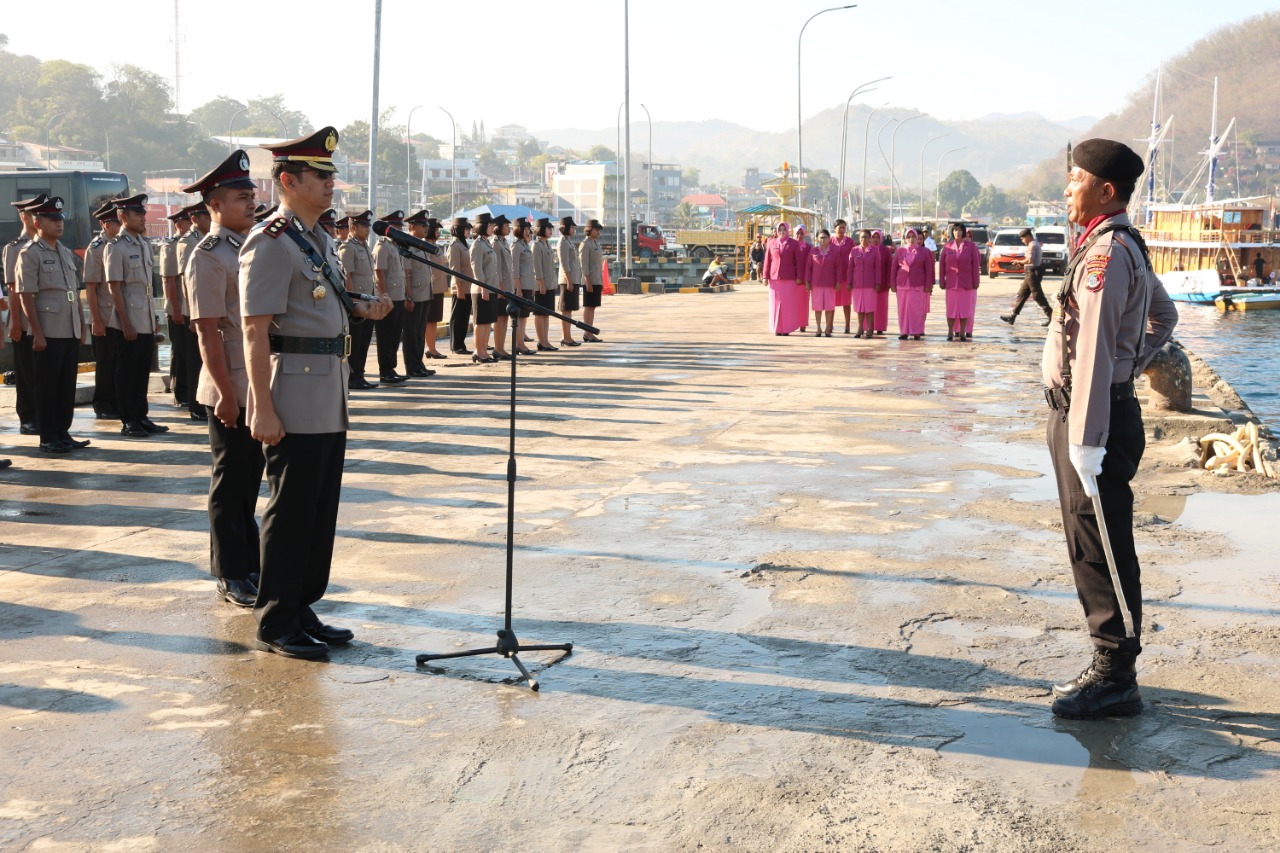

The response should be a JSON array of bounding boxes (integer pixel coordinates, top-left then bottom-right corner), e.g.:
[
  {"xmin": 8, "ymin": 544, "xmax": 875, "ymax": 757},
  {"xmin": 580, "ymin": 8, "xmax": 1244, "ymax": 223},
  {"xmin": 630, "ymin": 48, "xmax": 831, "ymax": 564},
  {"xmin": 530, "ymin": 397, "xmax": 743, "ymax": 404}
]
[{"xmin": 763, "ymin": 221, "xmax": 984, "ymax": 341}]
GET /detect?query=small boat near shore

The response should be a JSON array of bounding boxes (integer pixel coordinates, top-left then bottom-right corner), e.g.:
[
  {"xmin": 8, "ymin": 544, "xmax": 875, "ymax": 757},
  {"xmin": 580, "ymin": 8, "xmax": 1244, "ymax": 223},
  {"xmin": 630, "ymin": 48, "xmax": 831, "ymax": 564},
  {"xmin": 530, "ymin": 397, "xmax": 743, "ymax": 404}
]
[{"xmin": 1215, "ymin": 290, "xmax": 1280, "ymax": 312}]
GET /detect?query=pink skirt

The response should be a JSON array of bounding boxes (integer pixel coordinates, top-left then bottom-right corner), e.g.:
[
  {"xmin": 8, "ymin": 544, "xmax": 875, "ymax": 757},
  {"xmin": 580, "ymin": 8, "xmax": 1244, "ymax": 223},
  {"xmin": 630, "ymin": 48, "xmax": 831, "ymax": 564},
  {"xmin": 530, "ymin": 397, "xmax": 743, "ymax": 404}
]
[
  {"xmin": 945, "ymin": 287, "xmax": 978, "ymax": 319},
  {"xmin": 787, "ymin": 280, "xmax": 809, "ymax": 328},
  {"xmin": 874, "ymin": 287, "xmax": 890, "ymax": 331},
  {"xmin": 896, "ymin": 287, "xmax": 930, "ymax": 335},
  {"xmin": 811, "ymin": 286, "xmax": 835, "ymax": 312},
  {"xmin": 852, "ymin": 286, "xmax": 877, "ymax": 313},
  {"xmin": 768, "ymin": 280, "xmax": 802, "ymax": 334},
  {"xmin": 834, "ymin": 285, "xmax": 852, "ymax": 307}
]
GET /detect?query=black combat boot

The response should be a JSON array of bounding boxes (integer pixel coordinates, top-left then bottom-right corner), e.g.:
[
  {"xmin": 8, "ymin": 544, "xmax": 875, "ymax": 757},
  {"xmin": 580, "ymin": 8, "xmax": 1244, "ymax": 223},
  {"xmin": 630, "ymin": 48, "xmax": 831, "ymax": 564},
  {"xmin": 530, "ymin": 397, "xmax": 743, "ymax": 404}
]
[{"xmin": 1051, "ymin": 648, "xmax": 1142, "ymax": 720}]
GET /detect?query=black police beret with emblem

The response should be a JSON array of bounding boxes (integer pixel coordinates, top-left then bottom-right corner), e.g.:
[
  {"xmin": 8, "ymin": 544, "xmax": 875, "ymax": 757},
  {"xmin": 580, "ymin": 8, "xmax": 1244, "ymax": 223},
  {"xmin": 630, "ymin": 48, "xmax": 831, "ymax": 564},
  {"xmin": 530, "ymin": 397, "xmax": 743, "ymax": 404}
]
[
  {"xmin": 261, "ymin": 126, "xmax": 339, "ymax": 173},
  {"xmin": 1073, "ymin": 138, "xmax": 1145, "ymax": 184},
  {"xmin": 182, "ymin": 150, "xmax": 257, "ymax": 196}
]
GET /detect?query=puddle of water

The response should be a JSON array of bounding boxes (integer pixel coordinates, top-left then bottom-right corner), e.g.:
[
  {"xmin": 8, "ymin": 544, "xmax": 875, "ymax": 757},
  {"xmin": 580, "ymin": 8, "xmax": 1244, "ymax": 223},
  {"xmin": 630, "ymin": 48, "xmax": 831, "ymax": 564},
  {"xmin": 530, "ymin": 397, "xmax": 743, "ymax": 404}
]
[{"xmin": 965, "ymin": 441, "xmax": 1058, "ymax": 503}]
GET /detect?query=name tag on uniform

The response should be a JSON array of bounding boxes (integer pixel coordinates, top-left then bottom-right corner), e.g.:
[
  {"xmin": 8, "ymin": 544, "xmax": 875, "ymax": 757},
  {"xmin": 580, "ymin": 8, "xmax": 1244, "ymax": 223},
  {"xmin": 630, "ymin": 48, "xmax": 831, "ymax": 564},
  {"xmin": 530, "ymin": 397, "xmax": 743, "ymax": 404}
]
[
  {"xmin": 129, "ymin": 254, "xmax": 140, "ymax": 260},
  {"xmin": 43, "ymin": 259, "xmax": 56, "ymax": 265}
]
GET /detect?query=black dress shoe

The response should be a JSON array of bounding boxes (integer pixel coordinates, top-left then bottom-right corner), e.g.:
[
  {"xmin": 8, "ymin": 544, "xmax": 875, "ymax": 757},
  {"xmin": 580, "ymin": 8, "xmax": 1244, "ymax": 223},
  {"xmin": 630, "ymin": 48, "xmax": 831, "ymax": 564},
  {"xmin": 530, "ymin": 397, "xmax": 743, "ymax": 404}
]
[
  {"xmin": 248, "ymin": 571, "xmax": 260, "ymax": 586},
  {"xmin": 254, "ymin": 630, "xmax": 329, "ymax": 659},
  {"xmin": 348, "ymin": 378, "xmax": 379, "ymax": 390},
  {"xmin": 216, "ymin": 577, "xmax": 258, "ymax": 608},
  {"xmin": 493, "ymin": 352, "xmax": 513, "ymax": 361},
  {"xmin": 407, "ymin": 368, "xmax": 435, "ymax": 377},
  {"xmin": 63, "ymin": 437, "xmax": 91, "ymax": 449},
  {"xmin": 189, "ymin": 408, "xmax": 209, "ymax": 421},
  {"xmin": 453, "ymin": 347, "xmax": 472, "ymax": 355},
  {"xmin": 0, "ymin": 459, "xmax": 11, "ymax": 470},
  {"xmin": 120, "ymin": 423, "xmax": 149, "ymax": 438},
  {"xmin": 19, "ymin": 423, "xmax": 39, "ymax": 436},
  {"xmin": 141, "ymin": 418, "xmax": 170, "ymax": 433},
  {"xmin": 517, "ymin": 347, "xmax": 537, "ymax": 356},
  {"xmin": 582, "ymin": 335, "xmax": 603, "ymax": 343},
  {"xmin": 537, "ymin": 343, "xmax": 559, "ymax": 352},
  {"xmin": 302, "ymin": 622, "xmax": 355, "ymax": 645},
  {"xmin": 94, "ymin": 410, "xmax": 120, "ymax": 420},
  {"xmin": 39, "ymin": 440, "xmax": 72, "ymax": 454},
  {"xmin": 379, "ymin": 373, "xmax": 407, "ymax": 384}
]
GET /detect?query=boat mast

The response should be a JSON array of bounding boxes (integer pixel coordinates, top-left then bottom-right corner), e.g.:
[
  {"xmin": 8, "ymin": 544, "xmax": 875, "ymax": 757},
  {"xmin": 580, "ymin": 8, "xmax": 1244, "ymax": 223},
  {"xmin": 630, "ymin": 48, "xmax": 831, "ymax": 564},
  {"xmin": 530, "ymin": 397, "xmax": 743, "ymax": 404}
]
[
  {"xmin": 1207, "ymin": 77, "xmax": 1219, "ymax": 204},
  {"xmin": 1145, "ymin": 65, "xmax": 1162, "ymax": 222}
]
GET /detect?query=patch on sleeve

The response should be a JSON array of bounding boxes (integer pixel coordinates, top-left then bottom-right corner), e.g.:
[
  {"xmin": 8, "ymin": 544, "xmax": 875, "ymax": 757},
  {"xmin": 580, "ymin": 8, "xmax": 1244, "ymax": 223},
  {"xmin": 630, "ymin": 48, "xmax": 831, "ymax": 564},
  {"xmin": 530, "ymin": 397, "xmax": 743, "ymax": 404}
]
[{"xmin": 1084, "ymin": 256, "xmax": 1109, "ymax": 292}]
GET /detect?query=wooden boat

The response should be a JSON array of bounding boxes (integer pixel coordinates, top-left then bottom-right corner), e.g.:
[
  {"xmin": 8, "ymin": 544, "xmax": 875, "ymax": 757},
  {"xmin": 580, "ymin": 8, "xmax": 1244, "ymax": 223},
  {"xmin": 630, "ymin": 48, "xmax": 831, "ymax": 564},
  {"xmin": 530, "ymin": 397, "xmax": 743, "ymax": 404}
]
[{"xmin": 1215, "ymin": 290, "xmax": 1280, "ymax": 312}]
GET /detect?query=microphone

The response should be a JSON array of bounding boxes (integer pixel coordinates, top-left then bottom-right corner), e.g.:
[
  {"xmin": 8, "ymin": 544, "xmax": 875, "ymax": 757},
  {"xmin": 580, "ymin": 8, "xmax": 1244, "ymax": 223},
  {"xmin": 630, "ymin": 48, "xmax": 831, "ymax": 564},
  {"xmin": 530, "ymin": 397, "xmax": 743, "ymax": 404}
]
[{"xmin": 372, "ymin": 221, "xmax": 442, "ymax": 255}]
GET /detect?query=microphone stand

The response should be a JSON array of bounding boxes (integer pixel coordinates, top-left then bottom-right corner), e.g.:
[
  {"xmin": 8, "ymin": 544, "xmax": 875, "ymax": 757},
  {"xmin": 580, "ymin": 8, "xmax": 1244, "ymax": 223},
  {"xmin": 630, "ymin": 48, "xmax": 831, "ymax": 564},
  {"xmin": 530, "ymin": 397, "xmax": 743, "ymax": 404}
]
[{"xmin": 398, "ymin": 241, "xmax": 591, "ymax": 690}]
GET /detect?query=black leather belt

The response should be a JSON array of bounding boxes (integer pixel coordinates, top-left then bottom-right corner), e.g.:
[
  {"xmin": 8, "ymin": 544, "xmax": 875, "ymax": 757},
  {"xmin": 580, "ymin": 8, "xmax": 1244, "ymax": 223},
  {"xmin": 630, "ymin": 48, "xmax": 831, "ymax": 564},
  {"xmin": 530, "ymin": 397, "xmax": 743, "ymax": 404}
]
[
  {"xmin": 1110, "ymin": 379, "xmax": 1135, "ymax": 401},
  {"xmin": 1045, "ymin": 380, "xmax": 1135, "ymax": 411},
  {"xmin": 269, "ymin": 333, "xmax": 351, "ymax": 358}
]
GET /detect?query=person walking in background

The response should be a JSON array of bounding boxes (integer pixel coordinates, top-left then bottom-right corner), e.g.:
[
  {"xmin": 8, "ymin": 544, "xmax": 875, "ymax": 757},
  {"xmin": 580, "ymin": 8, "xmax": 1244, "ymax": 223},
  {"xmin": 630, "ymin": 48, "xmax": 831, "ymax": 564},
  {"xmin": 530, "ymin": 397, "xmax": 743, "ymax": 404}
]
[
  {"xmin": 892, "ymin": 228, "xmax": 935, "ymax": 340},
  {"xmin": 939, "ymin": 223, "xmax": 981, "ymax": 341},
  {"xmin": 762, "ymin": 222, "xmax": 801, "ymax": 336},
  {"xmin": 805, "ymin": 229, "xmax": 838, "ymax": 336},
  {"xmin": 1001, "ymin": 228, "xmax": 1052, "ymax": 326}
]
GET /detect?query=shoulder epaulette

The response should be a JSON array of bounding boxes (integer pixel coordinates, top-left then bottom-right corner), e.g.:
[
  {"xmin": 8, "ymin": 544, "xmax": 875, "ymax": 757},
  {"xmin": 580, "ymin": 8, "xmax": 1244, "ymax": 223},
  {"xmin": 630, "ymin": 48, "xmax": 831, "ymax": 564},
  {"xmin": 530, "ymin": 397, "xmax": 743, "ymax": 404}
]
[
  {"xmin": 264, "ymin": 217, "xmax": 289, "ymax": 239},
  {"xmin": 198, "ymin": 235, "xmax": 221, "ymax": 251},
  {"xmin": 89, "ymin": 236, "xmax": 104, "ymax": 248}
]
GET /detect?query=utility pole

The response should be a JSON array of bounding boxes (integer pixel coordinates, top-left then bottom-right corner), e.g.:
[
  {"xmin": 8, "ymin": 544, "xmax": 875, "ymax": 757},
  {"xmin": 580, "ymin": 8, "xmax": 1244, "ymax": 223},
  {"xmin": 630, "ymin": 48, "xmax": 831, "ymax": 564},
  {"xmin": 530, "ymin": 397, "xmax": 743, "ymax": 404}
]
[
  {"xmin": 623, "ymin": 0, "xmax": 632, "ymax": 275},
  {"xmin": 369, "ymin": 0, "xmax": 382, "ymax": 215}
]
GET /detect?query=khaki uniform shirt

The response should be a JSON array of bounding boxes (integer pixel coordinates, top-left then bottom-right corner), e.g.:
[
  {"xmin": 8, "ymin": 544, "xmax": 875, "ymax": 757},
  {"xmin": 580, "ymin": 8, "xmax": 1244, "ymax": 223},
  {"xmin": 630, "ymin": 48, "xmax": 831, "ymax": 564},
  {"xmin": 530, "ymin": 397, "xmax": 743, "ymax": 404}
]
[
  {"xmin": 104, "ymin": 230, "xmax": 157, "ymax": 333},
  {"xmin": 337, "ymin": 237, "xmax": 376, "ymax": 296},
  {"xmin": 240, "ymin": 208, "xmax": 350, "ymax": 434},
  {"xmin": 406, "ymin": 252, "xmax": 434, "ymax": 302},
  {"xmin": 430, "ymin": 252, "xmax": 449, "ymax": 296},
  {"xmin": 14, "ymin": 238, "xmax": 83, "ymax": 339},
  {"xmin": 373, "ymin": 236, "xmax": 406, "ymax": 301},
  {"xmin": 176, "ymin": 227, "xmax": 204, "ymax": 313},
  {"xmin": 188, "ymin": 223, "xmax": 249, "ymax": 408},
  {"xmin": 449, "ymin": 239, "xmax": 473, "ymax": 297},
  {"xmin": 533, "ymin": 238, "xmax": 555, "ymax": 293},
  {"xmin": 82, "ymin": 234, "xmax": 113, "ymax": 324},
  {"xmin": 511, "ymin": 239, "xmax": 535, "ymax": 291},
  {"xmin": 4, "ymin": 234, "xmax": 32, "ymax": 333},
  {"xmin": 158, "ymin": 237, "xmax": 178, "ymax": 314},
  {"xmin": 470, "ymin": 236, "xmax": 499, "ymax": 294},
  {"xmin": 579, "ymin": 236, "xmax": 604, "ymax": 288},
  {"xmin": 1041, "ymin": 212, "xmax": 1178, "ymax": 446},
  {"xmin": 557, "ymin": 235, "xmax": 581, "ymax": 287},
  {"xmin": 493, "ymin": 235, "xmax": 513, "ymax": 294}
]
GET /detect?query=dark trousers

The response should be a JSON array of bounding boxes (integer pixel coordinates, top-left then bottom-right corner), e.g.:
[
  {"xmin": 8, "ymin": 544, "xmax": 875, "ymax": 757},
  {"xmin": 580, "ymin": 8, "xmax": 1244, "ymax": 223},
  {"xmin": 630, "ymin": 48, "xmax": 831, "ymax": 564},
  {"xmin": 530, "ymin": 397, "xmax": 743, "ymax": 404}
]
[
  {"xmin": 12, "ymin": 332, "xmax": 37, "ymax": 426},
  {"xmin": 401, "ymin": 300, "xmax": 428, "ymax": 373},
  {"xmin": 184, "ymin": 320, "xmax": 205, "ymax": 416},
  {"xmin": 208, "ymin": 408, "xmax": 264, "ymax": 581},
  {"xmin": 256, "ymin": 431, "xmax": 346, "ymax": 639},
  {"xmin": 375, "ymin": 300, "xmax": 405, "ymax": 375},
  {"xmin": 109, "ymin": 328, "xmax": 152, "ymax": 425},
  {"xmin": 169, "ymin": 319, "xmax": 190, "ymax": 404},
  {"xmin": 1012, "ymin": 268, "xmax": 1051, "ymax": 317},
  {"xmin": 348, "ymin": 318, "xmax": 375, "ymax": 379},
  {"xmin": 32, "ymin": 337, "xmax": 78, "ymax": 444},
  {"xmin": 91, "ymin": 331, "xmax": 118, "ymax": 415},
  {"xmin": 1047, "ymin": 396, "xmax": 1145, "ymax": 655},
  {"xmin": 449, "ymin": 294, "xmax": 472, "ymax": 352}
]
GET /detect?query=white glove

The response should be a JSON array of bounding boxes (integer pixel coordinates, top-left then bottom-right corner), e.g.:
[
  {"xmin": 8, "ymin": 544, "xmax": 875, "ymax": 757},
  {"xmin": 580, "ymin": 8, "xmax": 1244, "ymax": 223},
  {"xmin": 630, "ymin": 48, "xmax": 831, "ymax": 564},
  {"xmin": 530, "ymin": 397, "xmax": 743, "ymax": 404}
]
[{"xmin": 1069, "ymin": 444, "xmax": 1107, "ymax": 497}]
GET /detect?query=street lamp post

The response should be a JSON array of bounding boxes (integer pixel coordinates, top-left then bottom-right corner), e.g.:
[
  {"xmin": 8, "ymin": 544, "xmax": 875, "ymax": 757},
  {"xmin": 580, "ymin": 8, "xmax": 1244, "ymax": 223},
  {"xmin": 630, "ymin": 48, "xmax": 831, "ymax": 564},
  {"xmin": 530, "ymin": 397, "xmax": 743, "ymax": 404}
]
[
  {"xmin": 227, "ymin": 107, "xmax": 249, "ymax": 150},
  {"xmin": 838, "ymin": 77, "xmax": 890, "ymax": 221},
  {"xmin": 889, "ymin": 113, "xmax": 924, "ymax": 227},
  {"xmin": 439, "ymin": 107, "xmax": 456, "ymax": 215},
  {"xmin": 935, "ymin": 146, "xmax": 967, "ymax": 219},
  {"xmin": 797, "ymin": 4, "xmax": 856, "ymax": 210},
  {"xmin": 616, "ymin": 101, "xmax": 624, "ymax": 240},
  {"xmin": 640, "ymin": 103, "xmax": 652, "ymax": 225},
  {"xmin": 268, "ymin": 110, "xmax": 288, "ymax": 137},
  {"xmin": 875, "ymin": 117, "xmax": 897, "ymax": 225},
  {"xmin": 45, "ymin": 112, "xmax": 68, "ymax": 168},
  {"xmin": 919, "ymin": 133, "xmax": 949, "ymax": 218},
  {"xmin": 860, "ymin": 102, "xmax": 888, "ymax": 226},
  {"xmin": 407, "ymin": 104, "xmax": 424, "ymax": 210}
]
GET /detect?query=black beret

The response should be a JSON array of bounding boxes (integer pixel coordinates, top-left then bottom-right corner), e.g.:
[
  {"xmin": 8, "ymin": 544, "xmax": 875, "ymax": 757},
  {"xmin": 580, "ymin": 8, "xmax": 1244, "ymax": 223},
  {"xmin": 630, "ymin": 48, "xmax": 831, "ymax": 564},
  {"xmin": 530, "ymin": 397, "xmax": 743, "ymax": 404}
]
[{"xmin": 1073, "ymin": 138, "xmax": 1145, "ymax": 183}]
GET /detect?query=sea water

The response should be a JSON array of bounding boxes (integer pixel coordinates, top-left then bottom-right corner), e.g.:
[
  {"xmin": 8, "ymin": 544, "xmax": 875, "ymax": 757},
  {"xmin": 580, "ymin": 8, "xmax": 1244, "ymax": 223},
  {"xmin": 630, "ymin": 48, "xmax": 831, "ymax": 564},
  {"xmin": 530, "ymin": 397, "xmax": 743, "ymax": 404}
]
[{"xmin": 1171, "ymin": 305, "xmax": 1280, "ymax": 429}]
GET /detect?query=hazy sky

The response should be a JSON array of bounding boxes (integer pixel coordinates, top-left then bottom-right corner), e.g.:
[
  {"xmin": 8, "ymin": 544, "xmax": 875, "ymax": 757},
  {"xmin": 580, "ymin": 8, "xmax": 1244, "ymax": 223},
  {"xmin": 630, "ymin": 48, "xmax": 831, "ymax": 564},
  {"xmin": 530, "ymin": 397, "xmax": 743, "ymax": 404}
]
[{"xmin": 3, "ymin": 0, "xmax": 1274, "ymax": 149}]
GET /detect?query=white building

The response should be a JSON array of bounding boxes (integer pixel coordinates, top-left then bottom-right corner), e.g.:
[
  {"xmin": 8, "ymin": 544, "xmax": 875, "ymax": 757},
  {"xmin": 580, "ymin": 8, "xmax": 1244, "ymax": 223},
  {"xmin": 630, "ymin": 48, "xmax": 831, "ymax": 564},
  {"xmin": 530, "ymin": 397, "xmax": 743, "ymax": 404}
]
[
  {"xmin": 421, "ymin": 158, "xmax": 484, "ymax": 198},
  {"xmin": 548, "ymin": 161, "xmax": 622, "ymax": 224}
]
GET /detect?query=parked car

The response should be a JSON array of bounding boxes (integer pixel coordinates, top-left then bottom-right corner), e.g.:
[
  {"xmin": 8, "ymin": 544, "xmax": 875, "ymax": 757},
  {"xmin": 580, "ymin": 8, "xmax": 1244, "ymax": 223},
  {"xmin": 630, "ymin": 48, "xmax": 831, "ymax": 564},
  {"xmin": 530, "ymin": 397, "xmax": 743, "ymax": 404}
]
[
  {"xmin": 1035, "ymin": 226, "xmax": 1069, "ymax": 275},
  {"xmin": 987, "ymin": 228, "xmax": 1027, "ymax": 277},
  {"xmin": 954, "ymin": 221, "xmax": 991, "ymax": 275}
]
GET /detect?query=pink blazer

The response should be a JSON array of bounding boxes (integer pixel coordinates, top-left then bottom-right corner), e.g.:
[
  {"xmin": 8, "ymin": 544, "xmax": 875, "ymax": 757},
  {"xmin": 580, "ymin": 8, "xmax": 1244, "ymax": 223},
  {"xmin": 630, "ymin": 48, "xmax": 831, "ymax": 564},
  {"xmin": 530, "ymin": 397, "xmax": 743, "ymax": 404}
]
[
  {"xmin": 763, "ymin": 236, "xmax": 801, "ymax": 281},
  {"xmin": 878, "ymin": 245, "xmax": 894, "ymax": 287},
  {"xmin": 806, "ymin": 246, "xmax": 839, "ymax": 287},
  {"xmin": 893, "ymin": 246, "xmax": 936, "ymax": 290},
  {"xmin": 939, "ymin": 240, "xmax": 980, "ymax": 290},
  {"xmin": 849, "ymin": 245, "xmax": 880, "ymax": 288},
  {"xmin": 794, "ymin": 241, "xmax": 813, "ymax": 282},
  {"xmin": 829, "ymin": 235, "xmax": 854, "ymax": 285}
]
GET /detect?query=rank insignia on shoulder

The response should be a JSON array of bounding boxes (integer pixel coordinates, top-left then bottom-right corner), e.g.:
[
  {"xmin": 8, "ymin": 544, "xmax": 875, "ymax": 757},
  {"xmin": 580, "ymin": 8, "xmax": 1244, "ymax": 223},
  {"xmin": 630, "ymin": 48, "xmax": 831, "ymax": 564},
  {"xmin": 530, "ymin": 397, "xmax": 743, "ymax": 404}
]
[
  {"xmin": 264, "ymin": 217, "xmax": 289, "ymax": 238},
  {"xmin": 1084, "ymin": 256, "xmax": 1109, "ymax": 293},
  {"xmin": 89, "ymin": 237, "xmax": 103, "ymax": 248},
  {"xmin": 198, "ymin": 235, "xmax": 221, "ymax": 251}
]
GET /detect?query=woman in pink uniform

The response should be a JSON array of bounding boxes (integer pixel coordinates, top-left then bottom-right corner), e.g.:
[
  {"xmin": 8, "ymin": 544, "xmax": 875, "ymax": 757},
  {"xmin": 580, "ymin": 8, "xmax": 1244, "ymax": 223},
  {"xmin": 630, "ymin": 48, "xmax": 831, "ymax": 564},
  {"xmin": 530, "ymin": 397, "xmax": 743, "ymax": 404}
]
[
  {"xmin": 805, "ymin": 229, "xmax": 839, "ymax": 336},
  {"xmin": 848, "ymin": 229, "xmax": 880, "ymax": 338},
  {"xmin": 872, "ymin": 230, "xmax": 892, "ymax": 336},
  {"xmin": 793, "ymin": 225, "xmax": 814, "ymax": 333},
  {"xmin": 891, "ymin": 228, "xmax": 935, "ymax": 340},
  {"xmin": 829, "ymin": 219, "xmax": 855, "ymax": 333},
  {"xmin": 762, "ymin": 222, "xmax": 801, "ymax": 335},
  {"xmin": 938, "ymin": 222, "xmax": 981, "ymax": 341}
]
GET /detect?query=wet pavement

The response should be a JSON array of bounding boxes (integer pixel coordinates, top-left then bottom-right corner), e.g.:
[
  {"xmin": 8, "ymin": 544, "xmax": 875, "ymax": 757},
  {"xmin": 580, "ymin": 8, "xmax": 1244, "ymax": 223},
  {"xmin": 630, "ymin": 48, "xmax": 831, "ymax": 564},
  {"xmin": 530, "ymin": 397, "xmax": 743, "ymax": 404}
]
[{"xmin": 2, "ymin": 284, "xmax": 1279, "ymax": 852}]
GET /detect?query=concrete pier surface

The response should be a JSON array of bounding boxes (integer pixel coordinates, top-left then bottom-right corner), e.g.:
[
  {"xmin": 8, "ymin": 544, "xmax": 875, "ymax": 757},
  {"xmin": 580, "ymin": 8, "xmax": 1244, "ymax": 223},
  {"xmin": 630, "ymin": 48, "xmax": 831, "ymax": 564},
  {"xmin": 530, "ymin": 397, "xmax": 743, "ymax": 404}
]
[{"xmin": 3, "ymin": 284, "xmax": 1278, "ymax": 853}]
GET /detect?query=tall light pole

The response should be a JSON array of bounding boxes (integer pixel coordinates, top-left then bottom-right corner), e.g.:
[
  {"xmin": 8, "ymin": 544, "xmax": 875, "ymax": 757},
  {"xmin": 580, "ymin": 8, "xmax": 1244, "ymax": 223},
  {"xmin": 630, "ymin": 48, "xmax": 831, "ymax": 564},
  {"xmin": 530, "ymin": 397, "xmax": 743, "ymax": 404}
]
[
  {"xmin": 45, "ymin": 112, "xmax": 68, "ymax": 168},
  {"xmin": 268, "ymin": 109, "xmax": 288, "ymax": 137},
  {"xmin": 616, "ymin": 101, "xmax": 624, "ymax": 239},
  {"xmin": 796, "ymin": 4, "xmax": 856, "ymax": 210},
  {"xmin": 407, "ymin": 104, "xmax": 424, "ymax": 210},
  {"xmin": 226, "ymin": 107, "xmax": 249, "ymax": 151},
  {"xmin": 623, "ymin": 0, "xmax": 632, "ymax": 275},
  {"xmin": 368, "ymin": 0, "xmax": 383, "ymax": 215},
  {"xmin": 875, "ymin": 117, "xmax": 897, "ymax": 225},
  {"xmin": 889, "ymin": 113, "xmax": 924, "ymax": 227},
  {"xmin": 935, "ymin": 146, "xmax": 967, "ymax": 219},
  {"xmin": 860, "ymin": 101, "xmax": 888, "ymax": 226},
  {"xmin": 838, "ymin": 77, "xmax": 890, "ymax": 221},
  {"xmin": 439, "ymin": 107, "xmax": 456, "ymax": 215},
  {"xmin": 919, "ymin": 133, "xmax": 948, "ymax": 218},
  {"xmin": 640, "ymin": 103, "xmax": 653, "ymax": 225}
]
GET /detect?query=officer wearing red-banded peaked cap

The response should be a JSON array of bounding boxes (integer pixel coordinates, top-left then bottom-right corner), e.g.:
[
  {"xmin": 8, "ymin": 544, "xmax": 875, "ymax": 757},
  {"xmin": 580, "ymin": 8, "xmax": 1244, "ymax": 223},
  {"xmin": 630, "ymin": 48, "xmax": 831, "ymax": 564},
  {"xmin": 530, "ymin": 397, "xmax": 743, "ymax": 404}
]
[
  {"xmin": 113, "ymin": 193, "xmax": 148, "ymax": 212},
  {"xmin": 182, "ymin": 150, "xmax": 257, "ymax": 197},
  {"xmin": 260, "ymin": 126, "xmax": 340, "ymax": 173}
]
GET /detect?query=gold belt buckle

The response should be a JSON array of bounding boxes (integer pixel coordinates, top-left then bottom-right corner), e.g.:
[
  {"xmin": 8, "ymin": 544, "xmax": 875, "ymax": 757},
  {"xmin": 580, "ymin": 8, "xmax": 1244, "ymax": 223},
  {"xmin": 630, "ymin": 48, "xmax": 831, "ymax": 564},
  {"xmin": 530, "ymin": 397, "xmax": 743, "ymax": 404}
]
[{"xmin": 342, "ymin": 334, "xmax": 351, "ymax": 359}]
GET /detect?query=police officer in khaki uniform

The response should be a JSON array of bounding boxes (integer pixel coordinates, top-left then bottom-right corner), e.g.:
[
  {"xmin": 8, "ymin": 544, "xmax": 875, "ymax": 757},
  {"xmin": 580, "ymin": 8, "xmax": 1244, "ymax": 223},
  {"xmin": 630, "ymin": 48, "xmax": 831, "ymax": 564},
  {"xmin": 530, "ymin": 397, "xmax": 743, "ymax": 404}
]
[
  {"xmin": 161, "ymin": 207, "xmax": 194, "ymax": 411},
  {"xmin": 334, "ymin": 215, "xmax": 350, "ymax": 244},
  {"xmin": 531, "ymin": 217, "xmax": 558, "ymax": 351},
  {"xmin": 337, "ymin": 210, "xmax": 377, "ymax": 389},
  {"xmin": 178, "ymin": 202, "xmax": 212, "ymax": 422},
  {"xmin": 578, "ymin": 219, "xmax": 606, "ymax": 342},
  {"xmin": 447, "ymin": 217, "xmax": 474, "ymax": 355},
  {"xmin": 1042, "ymin": 138, "xmax": 1178, "ymax": 720},
  {"xmin": 4, "ymin": 194, "xmax": 47, "ymax": 435},
  {"xmin": 13, "ymin": 197, "xmax": 89, "ymax": 453},
  {"xmin": 489, "ymin": 214, "xmax": 515, "ymax": 360},
  {"xmin": 469, "ymin": 212, "xmax": 499, "ymax": 363},
  {"xmin": 84, "ymin": 201, "xmax": 122, "ymax": 419},
  {"xmin": 318, "ymin": 208, "xmax": 338, "ymax": 240},
  {"xmin": 509, "ymin": 217, "xmax": 538, "ymax": 356},
  {"xmin": 183, "ymin": 150, "xmax": 263, "ymax": 609},
  {"xmin": 105, "ymin": 193, "xmax": 168, "ymax": 438},
  {"xmin": 556, "ymin": 216, "xmax": 582, "ymax": 347},
  {"xmin": 241, "ymin": 126, "xmax": 391, "ymax": 659},
  {"xmin": 372, "ymin": 209, "xmax": 409, "ymax": 382},
  {"xmin": 399, "ymin": 209, "xmax": 439, "ymax": 375}
]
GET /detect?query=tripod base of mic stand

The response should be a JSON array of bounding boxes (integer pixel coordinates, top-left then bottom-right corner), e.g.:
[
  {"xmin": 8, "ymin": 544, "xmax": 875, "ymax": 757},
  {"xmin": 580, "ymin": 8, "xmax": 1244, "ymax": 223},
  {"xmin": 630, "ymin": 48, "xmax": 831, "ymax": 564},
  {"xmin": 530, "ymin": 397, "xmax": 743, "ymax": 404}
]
[{"xmin": 416, "ymin": 629, "xmax": 573, "ymax": 692}]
